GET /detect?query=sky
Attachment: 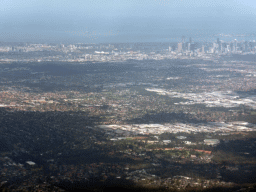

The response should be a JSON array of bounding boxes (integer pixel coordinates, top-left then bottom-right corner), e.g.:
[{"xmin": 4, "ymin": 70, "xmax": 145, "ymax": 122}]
[{"xmin": 1, "ymin": 0, "xmax": 256, "ymax": 43}]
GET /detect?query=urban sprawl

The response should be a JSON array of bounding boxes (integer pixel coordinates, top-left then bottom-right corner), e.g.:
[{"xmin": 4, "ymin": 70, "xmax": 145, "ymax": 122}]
[{"xmin": 1, "ymin": 38, "xmax": 256, "ymax": 191}]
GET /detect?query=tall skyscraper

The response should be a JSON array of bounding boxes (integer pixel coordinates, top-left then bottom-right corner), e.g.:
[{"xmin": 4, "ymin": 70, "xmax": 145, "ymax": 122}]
[
  {"xmin": 234, "ymin": 39, "xmax": 237, "ymax": 52},
  {"xmin": 201, "ymin": 46, "xmax": 204, "ymax": 54},
  {"xmin": 190, "ymin": 43, "xmax": 196, "ymax": 52},
  {"xmin": 177, "ymin": 42, "xmax": 183, "ymax": 52},
  {"xmin": 182, "ymin": 36, "xmax": 186, "ymax": 44},
  {"xmin": 217, "ymin": 38, "xmax": 220, "ymax": 44},
  {"xmin": 189, "ymin": 37, "xmax": 192, "ymax": 44},
  {"xmin": 226, "ymin": 45, "xmax": 230, "ymax": 53},
  {"xmin": 244, "ymin": 41, "xmax": 249, "ymax": 52},
  {"xmin": 217, "ymin": 38, "xmax": 221, "ymax": 51}
]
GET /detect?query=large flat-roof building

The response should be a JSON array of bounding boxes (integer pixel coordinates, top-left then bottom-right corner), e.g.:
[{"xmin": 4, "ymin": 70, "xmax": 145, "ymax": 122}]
[{"xmin": 204, "ymin": 139, "xmax": 220, "ymax": 146}]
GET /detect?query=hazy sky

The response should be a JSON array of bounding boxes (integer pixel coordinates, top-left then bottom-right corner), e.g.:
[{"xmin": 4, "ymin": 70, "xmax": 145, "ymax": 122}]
[{"xmin": 1, "ymin": 0, "xmax": 256, "ymax": 43}]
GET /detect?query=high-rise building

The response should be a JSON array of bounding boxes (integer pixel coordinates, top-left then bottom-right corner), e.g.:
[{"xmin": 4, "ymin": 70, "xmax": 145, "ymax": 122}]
[
  {"xmin": 230, "ymin": 42, "xmax": 234, "ymax": 52},
  {"xmin": 189, "ymin": 37, "xmax": 192, "ymax": 44},
  {"xmin": 172, "ymin": 45, "xmax": 176, "ymax": 51},
  {"xmin": 177, "ymin": 43, "xmax": 183, "ymax": 52},
  {"xmin": 201, "ymin": 46, "xmax": 205, "ymax": 54},
  {"xmin": 234, "ymin": 39, "xmax": 237, "ymax": 52},
  {"xmin": 219, "ymin": 40, "xmax": 224, "ymax": 52},
  {"xmin": 226, "ymin": 45, "xmax": 230, "ymax": 53},
  {"xmin": 244, "ymin": 41, "xmax": 249, "ymax": 52},
  {"xmin": 190, "ymin": 43, "xmax": 196, "ymax": 52},
  {"xmin": 217, "ymin": 38, "xmax": 221, "ymax": 51},
  {"xmin": 213, "ymin": 43, "xmax": 217, "ymax": 49},
  {"xmin": 182, "ymin": 36, "xmax": 186, "ymax": 44},
  {"xmin": 249, "ymin": 42, "xmax": 255, "ymax": 49}
]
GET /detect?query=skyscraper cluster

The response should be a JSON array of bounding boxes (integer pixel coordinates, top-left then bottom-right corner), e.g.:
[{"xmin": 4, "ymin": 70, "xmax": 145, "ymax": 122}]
[{"xmin": 171, "ymin": 36, "xmax": 256, "ymax": 55}]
